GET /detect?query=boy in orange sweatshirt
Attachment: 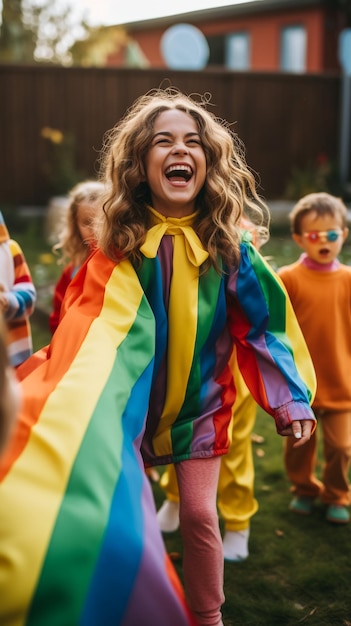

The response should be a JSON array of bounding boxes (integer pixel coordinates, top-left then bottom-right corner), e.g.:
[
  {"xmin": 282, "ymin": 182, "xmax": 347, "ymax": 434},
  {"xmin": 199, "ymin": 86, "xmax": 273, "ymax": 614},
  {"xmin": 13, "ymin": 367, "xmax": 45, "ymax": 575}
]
[{"xmin": 279, "ymin": 192, "xmax": 351, "ymax": 524}]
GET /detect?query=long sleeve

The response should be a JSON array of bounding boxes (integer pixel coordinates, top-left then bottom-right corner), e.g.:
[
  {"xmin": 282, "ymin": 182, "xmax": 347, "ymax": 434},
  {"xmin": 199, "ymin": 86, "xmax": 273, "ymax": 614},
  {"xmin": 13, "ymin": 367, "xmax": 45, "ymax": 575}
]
[
  {"xmin": 1, "ymin": 239, "xmax": 36, "ymax": 367},
  {"xmin": 4, "ymin": 240, "xmax": 36, "ymax": 322},
  {"xmin": 227, "ymin": 240, "xmax": 316, "ymax": 433}
]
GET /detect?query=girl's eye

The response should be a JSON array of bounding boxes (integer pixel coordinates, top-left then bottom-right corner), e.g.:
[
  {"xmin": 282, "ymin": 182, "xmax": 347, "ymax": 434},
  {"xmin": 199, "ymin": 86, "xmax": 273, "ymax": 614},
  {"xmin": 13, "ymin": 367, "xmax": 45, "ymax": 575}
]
[{"xmin": 152, "ymin": 136, "xmax": 202, "ymax": 147}]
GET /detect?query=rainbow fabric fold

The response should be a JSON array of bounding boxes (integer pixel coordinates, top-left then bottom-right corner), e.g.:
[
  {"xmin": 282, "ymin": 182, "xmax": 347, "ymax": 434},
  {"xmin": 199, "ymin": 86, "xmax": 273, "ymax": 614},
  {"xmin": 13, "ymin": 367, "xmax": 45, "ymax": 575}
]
[
  {"xmin": 140, "ymin": 224, "xmax": 316, "ymax": 465},
  {"xmin": 0, "ymin": 250, "xmax": 196, "ymax": 626},
  {"xmin": 228, "ymin": 240, "xmax": 317, "ymax": 414}
]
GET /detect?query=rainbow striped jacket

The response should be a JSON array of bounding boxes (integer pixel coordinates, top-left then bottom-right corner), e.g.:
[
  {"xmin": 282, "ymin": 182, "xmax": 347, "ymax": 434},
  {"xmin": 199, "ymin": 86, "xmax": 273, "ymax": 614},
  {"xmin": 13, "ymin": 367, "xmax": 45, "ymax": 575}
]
[{"xmin": 0, "ymin": 210, "xmax": 316, "ymax": 625}]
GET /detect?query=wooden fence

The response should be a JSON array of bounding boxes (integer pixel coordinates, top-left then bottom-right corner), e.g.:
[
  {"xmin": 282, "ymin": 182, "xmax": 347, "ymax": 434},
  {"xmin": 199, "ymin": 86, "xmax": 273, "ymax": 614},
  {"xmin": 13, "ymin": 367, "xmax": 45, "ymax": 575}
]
[{"xmin": 0, "ymin": 65, "xmax": 341, "ymax": 205}]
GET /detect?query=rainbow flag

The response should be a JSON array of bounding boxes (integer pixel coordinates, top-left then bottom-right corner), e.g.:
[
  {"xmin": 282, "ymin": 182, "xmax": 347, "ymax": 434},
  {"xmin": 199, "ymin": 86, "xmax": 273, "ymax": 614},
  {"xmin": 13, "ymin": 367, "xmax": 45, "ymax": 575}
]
[{"xmin": 0, "ymin": 250, "xmax": 197, "ymax": 626}]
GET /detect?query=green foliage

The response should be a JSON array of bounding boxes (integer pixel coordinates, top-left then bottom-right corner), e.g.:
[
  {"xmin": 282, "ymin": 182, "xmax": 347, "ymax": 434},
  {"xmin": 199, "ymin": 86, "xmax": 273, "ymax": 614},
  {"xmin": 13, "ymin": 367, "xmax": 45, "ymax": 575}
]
[
  {"xmin": 0, "ymin": 0, "xmax": 35, "ymax": 62},
  {"xmin": 40, "ymin": 126, "xmax": 85, "ymax": 197},
  {"xmin": 285, "ymin": 154, "xmax": 340, "ymax": 202},
  {"xmin": 69, "ymin": 25, "xmax": 130, "ymax": 67},
  {"xmin": 0, "ymin": 0, "xmax": 90, "ymax": 65}
]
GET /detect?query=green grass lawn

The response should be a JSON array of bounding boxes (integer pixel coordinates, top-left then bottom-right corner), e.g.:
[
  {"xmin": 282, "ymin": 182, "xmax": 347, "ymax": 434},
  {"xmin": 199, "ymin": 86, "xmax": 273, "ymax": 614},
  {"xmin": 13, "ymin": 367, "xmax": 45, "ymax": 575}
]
[
  {"xmin": 152, "ymin": 409, "xmax": 351, "ymax": 625},
  {"xmin": 10, "ymin": 209, "xmax": 351, "ymax": 626}
]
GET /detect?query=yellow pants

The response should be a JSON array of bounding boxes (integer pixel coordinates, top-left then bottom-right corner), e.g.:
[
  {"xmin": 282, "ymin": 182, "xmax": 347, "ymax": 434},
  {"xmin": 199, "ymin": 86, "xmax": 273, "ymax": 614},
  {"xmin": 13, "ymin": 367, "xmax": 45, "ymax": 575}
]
[{"xmin": 160, "ymin": 360, "xmax": 258, "ymax": 532}]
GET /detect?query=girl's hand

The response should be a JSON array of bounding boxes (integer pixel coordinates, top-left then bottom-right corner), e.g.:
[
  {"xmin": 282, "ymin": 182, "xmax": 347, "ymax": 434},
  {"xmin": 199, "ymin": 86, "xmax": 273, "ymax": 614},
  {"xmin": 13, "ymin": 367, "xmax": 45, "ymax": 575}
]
[{"xmin": 280, "ymin": 419, "xmax": 315, "ymax": 447}]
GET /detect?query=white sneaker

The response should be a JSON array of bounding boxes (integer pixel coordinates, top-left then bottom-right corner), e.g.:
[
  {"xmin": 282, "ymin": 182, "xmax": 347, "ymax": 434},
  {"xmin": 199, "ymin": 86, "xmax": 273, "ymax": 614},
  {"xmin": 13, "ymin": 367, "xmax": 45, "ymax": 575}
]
[
  {"xmin": 157, "ymin": 500, "xmax": 180, "ymax": 533},
  {"xmin": 222, "ymin": 528, "xmax": 250, "ymax": 561}
]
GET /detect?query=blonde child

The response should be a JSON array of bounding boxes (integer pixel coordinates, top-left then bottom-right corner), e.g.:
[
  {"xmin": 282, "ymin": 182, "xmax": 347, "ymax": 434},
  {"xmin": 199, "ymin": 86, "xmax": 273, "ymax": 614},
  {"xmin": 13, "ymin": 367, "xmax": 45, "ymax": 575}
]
[
  {"xmin": 279, "ymin": 191, "xmax": 351, "ymax": 524},
  {"xmin": 0, "ymin": 210, "xmax": 36, "ymax": 367},
  {"xmin": 49, "ymin": 180, "xmax": 106, "ymax": 334},
  {"xmin": 0, "ymin": 89, "xmax": 316, "ymax": 626}
]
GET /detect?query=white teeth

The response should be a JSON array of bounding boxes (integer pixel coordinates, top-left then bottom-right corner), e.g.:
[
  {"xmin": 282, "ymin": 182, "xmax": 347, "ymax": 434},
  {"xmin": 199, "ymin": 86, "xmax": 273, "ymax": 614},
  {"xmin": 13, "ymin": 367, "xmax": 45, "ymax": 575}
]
[{"xmin": 165, "ymin": 164, "xmax": 192, "ymax": 175}]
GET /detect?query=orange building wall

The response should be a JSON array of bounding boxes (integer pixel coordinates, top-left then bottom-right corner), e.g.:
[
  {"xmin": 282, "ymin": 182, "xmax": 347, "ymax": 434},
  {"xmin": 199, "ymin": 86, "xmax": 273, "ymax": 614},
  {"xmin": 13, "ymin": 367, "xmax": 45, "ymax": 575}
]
[
  {"xmin": 121, "ymin": 6, "xmax": 334, "ymax": 72},
  {"xmin": 196, "ymin": 8, "xmax": 325, "ymax": 71}
]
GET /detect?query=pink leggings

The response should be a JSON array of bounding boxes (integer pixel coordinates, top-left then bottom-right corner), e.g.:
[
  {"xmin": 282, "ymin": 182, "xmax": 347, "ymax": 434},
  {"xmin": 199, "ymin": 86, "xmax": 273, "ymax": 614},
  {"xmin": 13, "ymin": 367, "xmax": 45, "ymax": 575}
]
[{"xmin": 175, "ymin": 457, "xmax": 224, "ymax": 626}]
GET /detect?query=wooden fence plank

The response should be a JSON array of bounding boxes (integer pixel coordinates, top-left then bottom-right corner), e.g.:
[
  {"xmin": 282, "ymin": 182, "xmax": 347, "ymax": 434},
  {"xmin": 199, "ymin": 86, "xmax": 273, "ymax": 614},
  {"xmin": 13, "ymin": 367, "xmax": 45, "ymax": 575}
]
[{"xmin": 0, "ymin": 65, "xmax": 341, "ymax": 205}]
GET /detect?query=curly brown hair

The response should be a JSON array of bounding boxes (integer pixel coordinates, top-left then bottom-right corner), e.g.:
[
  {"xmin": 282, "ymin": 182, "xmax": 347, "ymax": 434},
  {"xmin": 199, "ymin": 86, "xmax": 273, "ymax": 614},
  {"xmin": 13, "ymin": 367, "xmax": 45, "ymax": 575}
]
[{"xmin": 97, "ymin": 87, "xmax": 269, "ymax": 270}]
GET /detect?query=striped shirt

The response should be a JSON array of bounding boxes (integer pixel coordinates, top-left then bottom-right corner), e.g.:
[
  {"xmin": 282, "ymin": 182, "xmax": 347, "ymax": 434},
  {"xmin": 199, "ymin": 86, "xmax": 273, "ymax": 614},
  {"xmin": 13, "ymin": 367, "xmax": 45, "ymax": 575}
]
[{"xmin": 0, "ymin": 211, "xmax": 36, "ymax": 366}]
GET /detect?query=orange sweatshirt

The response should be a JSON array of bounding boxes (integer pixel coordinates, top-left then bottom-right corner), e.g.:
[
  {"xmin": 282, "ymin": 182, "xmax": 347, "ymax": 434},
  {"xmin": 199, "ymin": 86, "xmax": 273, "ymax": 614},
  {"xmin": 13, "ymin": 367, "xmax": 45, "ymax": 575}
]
[{"xmin": 278, "ymin": 256, "xmax": 351, "ymax": 410}]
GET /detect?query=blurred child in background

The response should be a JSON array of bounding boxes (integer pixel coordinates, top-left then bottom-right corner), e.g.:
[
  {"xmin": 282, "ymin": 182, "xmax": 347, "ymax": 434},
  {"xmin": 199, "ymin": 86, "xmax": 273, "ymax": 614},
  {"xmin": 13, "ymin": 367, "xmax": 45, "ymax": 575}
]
[
  {"xmin": 49, "ymin": 180, "xmax": 105, "ymax": 334},
  {"xmin": 0, "ymin": 210, "xmax": 36, "ymax": 367},
  {"xmin": 279, "ymin": 192, "xmax": 351, "ymax": 524}
]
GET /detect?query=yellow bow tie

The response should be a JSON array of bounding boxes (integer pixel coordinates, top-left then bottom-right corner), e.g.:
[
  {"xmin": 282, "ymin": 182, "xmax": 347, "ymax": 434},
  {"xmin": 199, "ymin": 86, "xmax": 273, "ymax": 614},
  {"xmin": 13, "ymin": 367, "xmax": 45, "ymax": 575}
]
[{"xmin": 140, "ymin": 208, "xmax": 209, "ymax": 267}]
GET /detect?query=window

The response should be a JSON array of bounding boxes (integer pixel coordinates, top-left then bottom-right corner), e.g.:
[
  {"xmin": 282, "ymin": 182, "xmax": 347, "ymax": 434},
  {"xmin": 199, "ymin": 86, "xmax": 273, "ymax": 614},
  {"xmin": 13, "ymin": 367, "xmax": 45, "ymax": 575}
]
[
  {"xmin": 207, "ymin": 34, "xmax": 225, "ymax": 65},
  {"xmin": 225, "ymin": 32, "xmax": 250, "ymax": 70},
  {"xmin": 280, "ymin": 25, "xmax": 306, "ymax": 72}
]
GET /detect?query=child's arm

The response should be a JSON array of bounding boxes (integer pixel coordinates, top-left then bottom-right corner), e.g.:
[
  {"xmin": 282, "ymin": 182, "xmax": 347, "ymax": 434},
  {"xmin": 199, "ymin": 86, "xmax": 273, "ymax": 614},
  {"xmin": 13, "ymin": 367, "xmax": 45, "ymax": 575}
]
[
  {"xmin": 227, "ymin": 240, "xmax": 316, "ymax": 444},
  {"xmin": 3, "ymin": 240, "xmax": 36, "ymax": 322}
]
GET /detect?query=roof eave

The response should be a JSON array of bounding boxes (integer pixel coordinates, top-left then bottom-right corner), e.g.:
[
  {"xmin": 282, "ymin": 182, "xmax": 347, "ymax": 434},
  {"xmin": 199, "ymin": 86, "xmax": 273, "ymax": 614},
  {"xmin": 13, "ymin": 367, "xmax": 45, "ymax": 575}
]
[{"xmin": 119, "ymin": 0, "xmax": 327, "ymax": 31}]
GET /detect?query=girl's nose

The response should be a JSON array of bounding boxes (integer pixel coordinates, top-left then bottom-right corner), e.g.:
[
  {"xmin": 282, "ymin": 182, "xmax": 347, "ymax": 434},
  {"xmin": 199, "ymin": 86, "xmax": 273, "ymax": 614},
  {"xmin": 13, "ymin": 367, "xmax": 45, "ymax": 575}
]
[{"xmin": 172, "ymin": 142, "xmax": 188, "ymax": 154}]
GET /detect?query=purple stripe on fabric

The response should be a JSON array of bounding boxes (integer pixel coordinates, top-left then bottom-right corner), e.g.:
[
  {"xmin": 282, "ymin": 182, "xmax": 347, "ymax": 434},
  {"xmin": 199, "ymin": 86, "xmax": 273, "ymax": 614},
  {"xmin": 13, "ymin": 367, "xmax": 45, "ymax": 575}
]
[
  {"xmin": 158, "ymin": 236, "xmax": 173, "ymax": 307},
  {"xmin": 226, "ymin": 268, "xmax": 238, "ymax": 293},
  {"xmin": 149, "ymin": 355, "xmax": 167, "ymax": 418},
  {"xmin": 141, "ymin": 236, "xmax": 173, "ymax": 459},
  {"xmin": 191, "ymin": 323, "xmax": 234, "ymax": 453},
  {"xmin": 142, "ymin": 355, "xmax": 167, "ymax": 461},
  {"xmin": 121, "ymin": 475, "xmax": 191, "ymax": 626},
  {"xmin": 247, "ymin": 336, "xmax": 294, "ymax": 407},
  {"xmin": 191, "ymin": 407, "xmax": 217, "ymax": 452},
  {"xmin": 212, "ymin": 326, "xmax": 233, "ymax": 380},
  {"xmin": 275, "ymin": 401, "xmax": 315, "ymax": 432}
]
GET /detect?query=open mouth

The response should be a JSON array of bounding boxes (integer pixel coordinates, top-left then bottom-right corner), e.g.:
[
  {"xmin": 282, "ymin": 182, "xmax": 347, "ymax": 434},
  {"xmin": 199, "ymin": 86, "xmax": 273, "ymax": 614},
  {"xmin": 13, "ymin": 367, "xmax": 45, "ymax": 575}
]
[
  {"xmin": 319, "ymin": 248, "xmax": 330, "ymax": 256},
  {"xmin": 165, "ymin": 164, "xmax": 193, "ymax": 182}
]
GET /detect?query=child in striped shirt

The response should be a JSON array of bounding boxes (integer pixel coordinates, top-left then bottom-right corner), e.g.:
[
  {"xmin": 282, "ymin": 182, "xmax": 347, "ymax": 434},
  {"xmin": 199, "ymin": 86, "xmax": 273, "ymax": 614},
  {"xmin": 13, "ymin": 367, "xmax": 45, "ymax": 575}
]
[{"xmin": 0, "ymin": 211, "xmax": 36, "ymax": 367}]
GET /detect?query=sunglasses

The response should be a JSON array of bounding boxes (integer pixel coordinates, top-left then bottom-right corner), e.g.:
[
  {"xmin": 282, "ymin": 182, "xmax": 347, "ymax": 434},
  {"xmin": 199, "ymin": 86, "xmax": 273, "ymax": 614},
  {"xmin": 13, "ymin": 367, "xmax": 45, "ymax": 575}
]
[{"xmin": 302, "ymin": 229, "xmax": 343, "ymax": 243}]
